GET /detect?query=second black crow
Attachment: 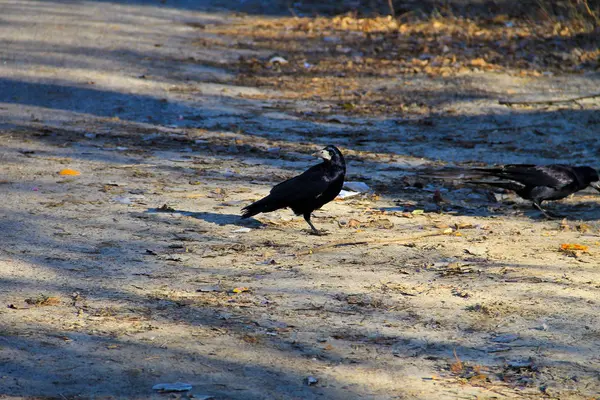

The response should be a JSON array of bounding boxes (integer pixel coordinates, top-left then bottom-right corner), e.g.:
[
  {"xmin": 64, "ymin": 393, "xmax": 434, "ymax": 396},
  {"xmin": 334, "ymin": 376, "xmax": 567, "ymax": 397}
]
[
  {"xmin": 466, "ymin": 164, "xmax": 600, "ymax": 218},
  {"xmin": 241, "ymin": 145, "xmax": 346, "ymax": 234}
]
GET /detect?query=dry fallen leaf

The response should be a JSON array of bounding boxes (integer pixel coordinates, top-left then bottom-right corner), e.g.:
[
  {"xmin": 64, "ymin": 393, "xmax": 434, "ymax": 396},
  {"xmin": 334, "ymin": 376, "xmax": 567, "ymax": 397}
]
[
  {"xmin": 347, "ymin": 219, "xmax": 362, "ymax": 228},
  {"xmin": 560, "ymin": 243, "xmax": 589, "ymax": 252},
  {"xmin": 470, "ymin": 58, "xmax": 487, "ymax": 67},
  {"xmin": 576, "ymin": 224, "xmax": 591, "ymax": 233},
  {"xmin": 242, "ymin": 334, "xmax": 259, "ymax": 344},
  {"xmin": 232, "ymin": 287, "xmax": 250, "ymax": 294},
  {"xmin": 58, "ymin": 168, "xmax": 81, "ymax": 176}
]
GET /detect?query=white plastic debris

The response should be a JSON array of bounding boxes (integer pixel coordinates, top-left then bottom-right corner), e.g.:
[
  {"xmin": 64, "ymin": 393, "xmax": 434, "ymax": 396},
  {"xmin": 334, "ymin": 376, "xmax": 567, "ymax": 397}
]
[
  {"xmin": 344, "ymin": 181, "xmax": 371, "ymax": 193},
  {"xmin": 269, "ymin": 56, "xmax": 288, "ymax": 65},
  {"xmin": 336, "ymin": 190, "xmax": 360, "ymax": 199},
  {"xmin": 232, "ymin": 227, "xmax": 251, "ymax": 233},
  {"xmin": 112, "ymin": 196, "xmax": 132, "ymax": 205},
  {"xmin": 152, "ymin": 382, "xmax": 193, "ymax": 392}
]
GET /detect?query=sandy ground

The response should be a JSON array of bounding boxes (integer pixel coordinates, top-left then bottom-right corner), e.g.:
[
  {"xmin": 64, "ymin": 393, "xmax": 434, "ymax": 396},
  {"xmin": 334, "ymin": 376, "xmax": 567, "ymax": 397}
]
[{"xmin": 1, "ymin": 1, "xmax": 600, "ymax": 399}]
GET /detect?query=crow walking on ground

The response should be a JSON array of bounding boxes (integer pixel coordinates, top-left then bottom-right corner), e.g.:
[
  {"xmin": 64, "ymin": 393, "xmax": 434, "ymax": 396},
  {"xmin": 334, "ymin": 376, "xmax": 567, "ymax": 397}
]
[
  {"xmin": 241, "ymin": 145, "xmax": 346, "ymax": 234},
  {"xmin": 465, "ymin": 164, "xmax": 600, "ymax": 218}
]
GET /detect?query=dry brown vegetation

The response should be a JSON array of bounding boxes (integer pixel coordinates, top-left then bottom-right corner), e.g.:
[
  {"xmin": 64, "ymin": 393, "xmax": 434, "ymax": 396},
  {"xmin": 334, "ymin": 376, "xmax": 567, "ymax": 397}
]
[{"xmin": 206, "ymin": 12, "xmax": 599, "ymax": 115}]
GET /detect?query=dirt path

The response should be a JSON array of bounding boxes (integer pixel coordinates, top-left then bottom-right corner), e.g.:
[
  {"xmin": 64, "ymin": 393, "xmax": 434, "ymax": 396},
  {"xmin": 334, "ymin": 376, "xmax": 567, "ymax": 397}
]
[{"xmin": 1, "ymin": 1, "xmax": 600, "ymax": 399}]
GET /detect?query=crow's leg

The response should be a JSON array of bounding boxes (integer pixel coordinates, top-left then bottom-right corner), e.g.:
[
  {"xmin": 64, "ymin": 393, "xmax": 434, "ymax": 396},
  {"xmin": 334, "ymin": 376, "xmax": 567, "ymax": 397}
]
[
  {"xmin": 532, "ymin": 201, "xmax": 562, "ymax": 219},
  {"xmin": 303, "ymin": 213, "xmax": 324, "ymax": 235}
]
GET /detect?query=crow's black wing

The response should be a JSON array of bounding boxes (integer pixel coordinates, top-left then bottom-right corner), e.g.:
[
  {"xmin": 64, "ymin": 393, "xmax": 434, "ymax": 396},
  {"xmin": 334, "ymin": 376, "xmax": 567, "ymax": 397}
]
[
  {"xmin": 477, "ymin": 165, "xmax": 573, "ymax": 189},
  {"xmin": 268, "ymin": 163, "xmax": 331, "ymax": 203}
]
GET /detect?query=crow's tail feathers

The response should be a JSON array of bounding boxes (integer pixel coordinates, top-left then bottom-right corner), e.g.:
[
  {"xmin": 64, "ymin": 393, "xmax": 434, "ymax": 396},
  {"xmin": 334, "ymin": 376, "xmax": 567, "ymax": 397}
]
[
  {"xmin": 466, "ymin": 180, "xmax": 524, "ymax": 192},
  {"xmin": 418, "ymin": 167, "xmax": 487, "ymax": 181},
  {"xmin": 241, "ymin": 196, "xmax": 276, "ymax": 219},
  {"xmin": 241, "ymin": 204, "xmax": 260, "ymax": 219}
]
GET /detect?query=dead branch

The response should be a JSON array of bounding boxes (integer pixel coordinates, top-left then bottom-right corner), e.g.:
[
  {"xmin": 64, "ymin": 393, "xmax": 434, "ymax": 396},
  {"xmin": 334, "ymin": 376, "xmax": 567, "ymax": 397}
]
[{"xmin": 499, "ymin": 92, "xmax": 600, "ymax": 107}]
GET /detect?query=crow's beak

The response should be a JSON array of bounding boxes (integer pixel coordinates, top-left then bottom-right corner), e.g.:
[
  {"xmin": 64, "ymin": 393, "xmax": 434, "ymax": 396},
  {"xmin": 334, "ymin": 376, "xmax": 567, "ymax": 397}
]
[
  {"xmin": 312, "ymin": 149, "xmax": 331, "ymax": 161},
  {"xmin": 590, "ymin": 181, "xmax": 600, "ymax": 192}
]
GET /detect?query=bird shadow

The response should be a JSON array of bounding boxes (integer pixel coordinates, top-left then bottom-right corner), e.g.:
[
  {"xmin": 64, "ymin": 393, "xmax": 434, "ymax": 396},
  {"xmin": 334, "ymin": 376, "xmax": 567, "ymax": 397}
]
[{"xmin": 146, "ymin": 208, "xmax": 262, "ymax": 227}]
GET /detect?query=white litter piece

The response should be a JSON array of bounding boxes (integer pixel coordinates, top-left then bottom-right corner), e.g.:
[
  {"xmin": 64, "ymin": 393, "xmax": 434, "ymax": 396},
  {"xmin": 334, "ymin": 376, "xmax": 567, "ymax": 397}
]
[
  {"xmin": 232, "ymin": 227, "xmax": 252, "ymax": 233},
  {"xmin": 269, "ymin": 56, "xmax": 288, "ymax": 65},
  {"xmin": 336, "ymin": 189, "xmax": 360, "ymax": 199},
  {"xmin": 112, "ymin": 196, "xmax": 132, "ymax": 205},
  {"xmin": 152, "ymin": 382, "xmax": 192, "ymax": 392},
  {"xmin": 344, "ymin": 181, "xmax": 371, "ymax": 193}
]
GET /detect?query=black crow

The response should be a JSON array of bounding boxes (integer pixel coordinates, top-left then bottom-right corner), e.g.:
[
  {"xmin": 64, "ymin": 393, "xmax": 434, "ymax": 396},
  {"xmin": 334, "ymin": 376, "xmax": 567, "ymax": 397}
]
[
  {"xmin": 466, "ymin": 164, "xmax": 600, "ymax": 218},
  {"xmin": 241, "ymin": 145, "xmax": 346, "ymax": 234}
]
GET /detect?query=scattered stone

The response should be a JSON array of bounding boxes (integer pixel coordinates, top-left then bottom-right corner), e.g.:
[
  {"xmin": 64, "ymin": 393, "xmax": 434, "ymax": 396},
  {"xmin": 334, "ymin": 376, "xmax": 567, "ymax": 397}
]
[{"xmin": 305, "ymin": 376, "xmax": 318, "ymax": 386}]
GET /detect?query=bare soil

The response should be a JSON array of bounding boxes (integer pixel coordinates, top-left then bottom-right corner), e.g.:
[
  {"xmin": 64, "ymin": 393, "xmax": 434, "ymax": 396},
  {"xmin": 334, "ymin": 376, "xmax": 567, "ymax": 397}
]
[{"xmin": 1, "ymin": 1, "xmax": 600, "ymax": 399}]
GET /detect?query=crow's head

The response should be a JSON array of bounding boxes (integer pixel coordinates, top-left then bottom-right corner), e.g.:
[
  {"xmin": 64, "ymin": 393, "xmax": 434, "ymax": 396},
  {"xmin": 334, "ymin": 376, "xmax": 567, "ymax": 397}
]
[
  {"xmin": 313, "ymin": 145, "xmax": 345, "ymax": 167},
  {"xmin": 579, "ymin": 166, "xmax": 600, "ymax": 192}
]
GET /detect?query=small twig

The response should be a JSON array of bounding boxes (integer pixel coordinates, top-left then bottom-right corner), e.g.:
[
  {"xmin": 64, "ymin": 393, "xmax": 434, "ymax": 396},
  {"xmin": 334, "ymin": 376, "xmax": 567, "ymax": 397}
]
[
  {"xmin": 477, "ymin": 124, "xmax": 545, "ymax": 133},
  {"xmin": 294, "ymin": 305, "xmax": 356, "ymax": 315},
  {"xmin": 499, "ymin": 92, "xmax": 600, "ymax": 107},
  {"xmin": 581, "ymin": 0, "xmax": 600, "ymax": 26},
  {"xmin": 387, "ymin": 0, "xmax": 396, "ymax": 17},
  {"xmin": 294, "ymin": 229, "xmax": 453, "ymax": 257},
  {"xmin": 294, "ymin": 306, "xmax": 323, "ymax": 312},
  {"xmin": 287, "ymin": 1, "xmax": 297, "ymax": 18},
  {"xmin": 113, "ymin": 163, "xmax": 156, "ymax": 168}
]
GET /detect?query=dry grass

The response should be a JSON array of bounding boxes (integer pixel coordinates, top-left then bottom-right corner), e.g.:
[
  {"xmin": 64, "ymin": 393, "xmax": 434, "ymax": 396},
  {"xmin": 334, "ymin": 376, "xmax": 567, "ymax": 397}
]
[{"xmin": 206, "ymin": 11, "xmax": 599, "ymax": 116}]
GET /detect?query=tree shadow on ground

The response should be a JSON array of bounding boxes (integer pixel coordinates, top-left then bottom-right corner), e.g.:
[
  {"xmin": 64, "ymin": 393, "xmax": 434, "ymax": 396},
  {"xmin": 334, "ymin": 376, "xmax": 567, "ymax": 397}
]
[
  {"xmin": 1, "ymin": 2, "xmax": 600, "ymax": 398},
  {"xmin": 1, "ymin": 224, "xmax": 600, "ymax": 398}
]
